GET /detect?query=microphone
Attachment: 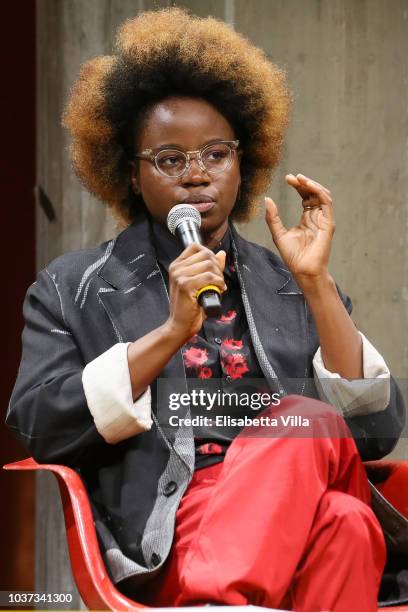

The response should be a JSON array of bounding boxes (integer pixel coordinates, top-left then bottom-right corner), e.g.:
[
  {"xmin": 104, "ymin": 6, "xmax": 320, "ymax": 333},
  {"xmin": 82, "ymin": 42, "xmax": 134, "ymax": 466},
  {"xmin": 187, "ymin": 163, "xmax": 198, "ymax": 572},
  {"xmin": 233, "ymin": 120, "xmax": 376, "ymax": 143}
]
[{"xmin": 167, "ymin": 204, "xmax": 222, "ymax": 318}]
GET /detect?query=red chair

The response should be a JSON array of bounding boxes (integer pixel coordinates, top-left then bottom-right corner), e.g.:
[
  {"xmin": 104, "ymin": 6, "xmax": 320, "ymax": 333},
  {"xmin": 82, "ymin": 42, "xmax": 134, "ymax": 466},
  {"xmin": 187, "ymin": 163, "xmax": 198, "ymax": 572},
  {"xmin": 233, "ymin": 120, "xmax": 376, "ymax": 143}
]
[
  {"xmin": 4, "ymin": 458, "xmax": 143, "ymax": 611},
  {"xmin": 4, "ymin": 458, "xmax": 408, "ymax": 612}
]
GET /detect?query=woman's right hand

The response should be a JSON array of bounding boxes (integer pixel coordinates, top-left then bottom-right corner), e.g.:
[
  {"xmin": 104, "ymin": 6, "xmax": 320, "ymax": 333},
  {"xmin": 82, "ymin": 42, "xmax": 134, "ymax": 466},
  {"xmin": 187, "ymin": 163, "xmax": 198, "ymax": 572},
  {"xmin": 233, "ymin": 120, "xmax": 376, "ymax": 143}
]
[{"xmin": 166, "ymin": 243, "xmax": 227, "ymax": 341}]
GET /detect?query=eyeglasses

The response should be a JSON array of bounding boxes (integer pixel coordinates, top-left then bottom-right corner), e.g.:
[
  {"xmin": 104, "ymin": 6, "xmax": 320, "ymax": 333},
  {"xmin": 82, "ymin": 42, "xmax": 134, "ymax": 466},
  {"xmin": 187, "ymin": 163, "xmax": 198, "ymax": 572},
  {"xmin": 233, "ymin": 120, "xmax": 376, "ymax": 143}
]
[{"xmin": 134, "ymin": 139, "xmax": 240, "ymax": 178}]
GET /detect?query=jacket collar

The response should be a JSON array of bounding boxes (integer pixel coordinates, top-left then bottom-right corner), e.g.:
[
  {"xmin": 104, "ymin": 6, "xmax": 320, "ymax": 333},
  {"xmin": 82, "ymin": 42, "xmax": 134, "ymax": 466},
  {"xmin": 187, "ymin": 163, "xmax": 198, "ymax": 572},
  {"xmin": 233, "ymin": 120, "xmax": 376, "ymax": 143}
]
[
  {"xmin": 97, "ymin": 210, "xmax": 302, "ymax": 296},
  {"xmin": 97, "ymin": 212, "xmax": 158, "ymax": 291},
  {"xmin": 228, "ymin": 221, "xmax": 302, "ymax": 295}
]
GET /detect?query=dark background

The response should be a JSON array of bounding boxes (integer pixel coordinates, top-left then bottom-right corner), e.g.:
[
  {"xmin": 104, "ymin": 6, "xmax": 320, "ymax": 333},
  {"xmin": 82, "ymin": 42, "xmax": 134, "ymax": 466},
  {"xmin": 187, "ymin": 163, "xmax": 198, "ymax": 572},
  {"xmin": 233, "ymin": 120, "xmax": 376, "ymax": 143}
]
[{"xmin": 1, "ymin": 1, "xmax": 36, "ymax": 592}]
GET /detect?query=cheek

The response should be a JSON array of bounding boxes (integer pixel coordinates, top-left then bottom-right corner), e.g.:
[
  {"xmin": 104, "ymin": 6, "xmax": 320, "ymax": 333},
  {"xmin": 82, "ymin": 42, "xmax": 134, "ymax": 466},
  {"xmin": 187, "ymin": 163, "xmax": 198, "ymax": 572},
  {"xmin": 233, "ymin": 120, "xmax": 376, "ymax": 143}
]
[
  {"xmin": 220, "ymin": 168, "xmax": 241, "ymax": 202},
  {"xmin": 139, "ymin": 171, "xmax": 170, "ymax": 206}
]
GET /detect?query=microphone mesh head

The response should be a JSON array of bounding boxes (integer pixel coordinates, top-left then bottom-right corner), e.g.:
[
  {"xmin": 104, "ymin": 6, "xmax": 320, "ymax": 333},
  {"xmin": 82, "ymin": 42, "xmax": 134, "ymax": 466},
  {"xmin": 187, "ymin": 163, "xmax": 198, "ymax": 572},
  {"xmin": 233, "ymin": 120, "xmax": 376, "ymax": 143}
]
[{"xmin": 167, "ymin": 204, "xmax": 201, "ymax": 235}]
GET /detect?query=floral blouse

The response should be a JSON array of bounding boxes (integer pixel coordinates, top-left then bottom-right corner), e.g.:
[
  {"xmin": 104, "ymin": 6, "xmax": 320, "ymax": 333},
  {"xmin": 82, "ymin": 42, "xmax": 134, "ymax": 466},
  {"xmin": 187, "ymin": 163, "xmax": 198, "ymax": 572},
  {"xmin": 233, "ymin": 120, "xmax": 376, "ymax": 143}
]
[{"xmin": 153, "ymin": 221, "xmax": 270, "ymax": 470}]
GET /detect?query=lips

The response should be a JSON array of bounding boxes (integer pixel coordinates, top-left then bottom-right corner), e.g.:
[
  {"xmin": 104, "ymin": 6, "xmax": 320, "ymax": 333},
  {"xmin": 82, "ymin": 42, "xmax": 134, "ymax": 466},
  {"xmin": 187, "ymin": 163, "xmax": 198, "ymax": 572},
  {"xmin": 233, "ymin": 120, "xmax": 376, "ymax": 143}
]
[
  {"xmin": 179, "ymin": 194, "xmax": 216, "ymax": 213},
  {"xmin": 180, "ymin": 195, "xmax": 215, "ymax": 203},
  {"xmin": 187, "ymin": 201, "xmax": 215, "ymax": 213}
]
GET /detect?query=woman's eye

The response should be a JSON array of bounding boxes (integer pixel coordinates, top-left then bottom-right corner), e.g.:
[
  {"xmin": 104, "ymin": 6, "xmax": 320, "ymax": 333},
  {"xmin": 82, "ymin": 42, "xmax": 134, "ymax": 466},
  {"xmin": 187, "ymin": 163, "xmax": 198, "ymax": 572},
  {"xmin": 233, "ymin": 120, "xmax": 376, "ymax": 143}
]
[
  {"xmin": 162, "ymin": 156, "xmax": 181, "ymax": 165},
  {"xmin": 205, "ymin": 149, "xmax": 228, "ymax": 161}
]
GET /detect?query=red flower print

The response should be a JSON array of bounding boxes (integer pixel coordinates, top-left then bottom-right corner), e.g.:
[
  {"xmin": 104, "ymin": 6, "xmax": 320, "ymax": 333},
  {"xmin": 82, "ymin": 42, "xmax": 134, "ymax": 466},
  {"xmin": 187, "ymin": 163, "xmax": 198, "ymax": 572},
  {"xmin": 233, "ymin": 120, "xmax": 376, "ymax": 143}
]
[
  {"xmin": 222, "ymin": 338, "xmax": 243, "ymax": 350},
  {"xmin": 183, "ymin": 347, "xmax": 208, "ymax": 368},
  {"xmin": 197, "ymin": 366, "xmax": 213, "ymax": 379},
  {"xmin": 218, "ymin": 310, "xmax": 237, "ymax": 324},
  {"xmin": 222, "ymin": 353, "xmax": 249, "ymax": 380}
]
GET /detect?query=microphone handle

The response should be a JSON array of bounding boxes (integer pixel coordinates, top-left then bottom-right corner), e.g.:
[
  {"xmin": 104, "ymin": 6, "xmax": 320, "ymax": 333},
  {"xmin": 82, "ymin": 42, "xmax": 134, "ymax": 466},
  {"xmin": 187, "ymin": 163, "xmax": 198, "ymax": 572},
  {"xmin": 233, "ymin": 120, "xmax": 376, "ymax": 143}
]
[{"xmin": 176, "ymin": 220, "xmax": 222, "ymax": 318}]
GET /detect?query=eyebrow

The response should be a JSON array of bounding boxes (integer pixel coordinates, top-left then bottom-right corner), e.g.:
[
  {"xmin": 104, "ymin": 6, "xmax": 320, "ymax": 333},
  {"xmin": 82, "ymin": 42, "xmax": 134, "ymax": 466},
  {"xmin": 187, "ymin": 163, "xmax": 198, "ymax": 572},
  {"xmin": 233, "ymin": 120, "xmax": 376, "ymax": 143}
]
[{"xmin": 154, "ymin": 138, "xmax": 230, "ymax": 151}]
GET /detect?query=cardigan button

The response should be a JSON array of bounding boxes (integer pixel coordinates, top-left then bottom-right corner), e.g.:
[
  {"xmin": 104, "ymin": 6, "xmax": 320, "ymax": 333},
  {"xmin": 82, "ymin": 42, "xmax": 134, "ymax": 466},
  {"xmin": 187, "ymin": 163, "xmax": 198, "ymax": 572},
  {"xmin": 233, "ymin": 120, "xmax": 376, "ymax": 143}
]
[
  {"xmin": 151, "ymin": 552, "xmax": 161, "ymax": 567},
  {"xmin": 214, "ymin": 337, "xmax": 222, "ymax": 344},
  {"xmin": 163, "ymin": 481, "xmax": 178, "ymax": 496}
]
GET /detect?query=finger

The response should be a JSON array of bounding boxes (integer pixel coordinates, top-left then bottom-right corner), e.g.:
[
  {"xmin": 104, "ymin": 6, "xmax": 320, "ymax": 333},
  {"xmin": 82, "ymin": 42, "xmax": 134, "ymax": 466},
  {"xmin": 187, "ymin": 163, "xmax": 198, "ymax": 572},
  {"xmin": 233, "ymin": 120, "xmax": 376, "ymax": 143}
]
[
  {"xmin": 172, "ymin": 244, "xmax": 219, "ymax": 269},
  {"xmin": 287, "ymin": 173, "xmax": 332, "ymax": 205},
  {"xmin": 309, "ymin": 206, "xmax": 327, "ymax": 233},
  {"xmin": 296, "ymin": 173, "xmax": 331, "ymax": 196},
  {"xmin": 298, "ymin": 212, "xmax": 319, "ymax": 238},
  {"xmin": 265, "ymin": 196, "xmax": 287, "ymax": 242},
  {"xmin": 284, "ymin": 179, "xmax": 321, "ymax": 229},
  {"xmin": 184, "ymin": 271, "xmax": 228, "ymax": 296},
  {"xmin": 296, "ymin": 174, "xmax": 332, "ymax": 205},
  {"xmin": 176, "ymin": 259, "xmax": 227, "ymax": 288},
  {"xmin": 304, "ymin": 205, "xmax": 334, "ymax": 236},
  {"xmin": 215, "ymin": 249, "xmax": 226, "ymax": 272},
  {"xmin": 286, "ymin": 173, "xmax": 305, "ymax": 194},
  {"xmin": 297, "ymin": 176, "xmax": 335, "ymax": 227},
  {"xmin": 285, "ymin": 174, "xmax": 317, "ymax": 201},
  {"xmin": 301, "ymin": 207, "xmax": 320, "ymax": 231},
  {"xmin": 302, "ymin": 193, "xmax": 321, "ymax": 210},
  {"xmin": 175, "ymin": 243, "xmax": 212, "ymax": 263}
]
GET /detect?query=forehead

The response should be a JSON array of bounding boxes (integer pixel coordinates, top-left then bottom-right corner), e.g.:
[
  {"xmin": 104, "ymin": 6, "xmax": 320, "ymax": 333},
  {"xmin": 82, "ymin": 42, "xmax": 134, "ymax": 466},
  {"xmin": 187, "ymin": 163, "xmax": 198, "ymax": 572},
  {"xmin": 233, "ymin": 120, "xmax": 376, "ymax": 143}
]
[{"xmin": 138, "ymin": 96, "xmax": 235, "ymax": 148}]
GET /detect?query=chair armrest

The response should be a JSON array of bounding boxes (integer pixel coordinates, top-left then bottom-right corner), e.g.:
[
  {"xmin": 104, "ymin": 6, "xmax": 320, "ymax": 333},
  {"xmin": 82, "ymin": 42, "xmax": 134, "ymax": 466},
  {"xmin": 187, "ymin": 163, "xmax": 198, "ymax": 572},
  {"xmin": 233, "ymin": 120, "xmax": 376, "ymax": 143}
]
[{"xmin": 364, "ymin": 460, "xmax": 408, "ymax": 518}]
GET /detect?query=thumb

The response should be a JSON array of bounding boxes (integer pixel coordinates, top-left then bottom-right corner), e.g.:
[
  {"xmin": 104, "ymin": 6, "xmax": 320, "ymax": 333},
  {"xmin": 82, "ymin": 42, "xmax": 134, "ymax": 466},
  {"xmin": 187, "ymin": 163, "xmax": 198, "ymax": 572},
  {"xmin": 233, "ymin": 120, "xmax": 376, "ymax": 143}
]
[
  {"xmin": 265, "ymin": 196, "xmax": 287, "ymax": 243},
  {"xmin": 215, "ymin": 249, "xmax": 226, "ymax": 272}
]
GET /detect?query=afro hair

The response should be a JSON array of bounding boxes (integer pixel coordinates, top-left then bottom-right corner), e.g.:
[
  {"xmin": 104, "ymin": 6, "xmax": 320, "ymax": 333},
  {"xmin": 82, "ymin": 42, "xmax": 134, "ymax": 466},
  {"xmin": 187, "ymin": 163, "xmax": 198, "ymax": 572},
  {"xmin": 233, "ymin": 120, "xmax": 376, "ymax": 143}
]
[{"xmin": 63, "ymin": 7, "xmax": 292, "ymax": 226}]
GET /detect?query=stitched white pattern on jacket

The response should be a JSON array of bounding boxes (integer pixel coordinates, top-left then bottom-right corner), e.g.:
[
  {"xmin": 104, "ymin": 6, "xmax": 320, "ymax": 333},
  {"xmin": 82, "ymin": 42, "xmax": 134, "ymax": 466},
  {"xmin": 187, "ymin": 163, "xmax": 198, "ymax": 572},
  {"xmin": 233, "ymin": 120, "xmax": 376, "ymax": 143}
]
[
  {"xmin": 75, "ymin": 239, "xmax": 115, "ymax": 304},
  {"xmin": 124, "ymin": 283, "xmax": 142, "ymax": 294},
  {"xmin": 45, "ymin": 269, "xmax": 67, "ymax": 325},
  {"xmin": 127, "ymin": 253, "xmax": 145, "ymax": 265},
  {"xmin": 97, "ymin": 287, "xmax": 123, "ymax": 342},
  {"xmin": 80, "ymin": 278, "xmax": 93, "ymax": 309},
  {"xmin": 50, "ymin": 328, "xmax": 72, "ymax": 336}
]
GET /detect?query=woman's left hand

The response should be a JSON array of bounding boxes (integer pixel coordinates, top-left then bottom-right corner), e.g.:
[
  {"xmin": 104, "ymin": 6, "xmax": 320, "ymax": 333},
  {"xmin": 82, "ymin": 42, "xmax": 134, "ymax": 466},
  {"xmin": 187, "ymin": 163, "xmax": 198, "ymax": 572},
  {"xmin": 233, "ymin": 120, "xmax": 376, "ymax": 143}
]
[{"xmin": 265, "ymin": 173, "xmax": 335, "ymax": 283}]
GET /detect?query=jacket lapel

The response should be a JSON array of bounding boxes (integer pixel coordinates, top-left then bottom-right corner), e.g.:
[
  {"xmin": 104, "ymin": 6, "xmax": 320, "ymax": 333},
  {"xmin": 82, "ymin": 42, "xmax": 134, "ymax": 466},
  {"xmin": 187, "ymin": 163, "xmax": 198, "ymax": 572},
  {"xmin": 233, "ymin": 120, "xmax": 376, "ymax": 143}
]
[
  {"xmin": 96, "ymin": 214, "xmax": 193, "ymax": 458},
  {"xmin": 96, "ymin": 215, "xmax": 185, "ymax": 380},
  {"xmin": 230, "ymin": 223, "xmax": 309, "ymax": 392}
]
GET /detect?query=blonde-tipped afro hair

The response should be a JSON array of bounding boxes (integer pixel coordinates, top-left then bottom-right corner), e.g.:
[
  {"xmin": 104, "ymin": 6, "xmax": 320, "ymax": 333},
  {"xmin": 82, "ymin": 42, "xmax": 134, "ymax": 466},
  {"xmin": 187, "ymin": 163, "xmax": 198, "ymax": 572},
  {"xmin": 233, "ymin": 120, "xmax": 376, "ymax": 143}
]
[{"xmin": 63, "ymin": 7, "xmax": 292, "ymax": 226}]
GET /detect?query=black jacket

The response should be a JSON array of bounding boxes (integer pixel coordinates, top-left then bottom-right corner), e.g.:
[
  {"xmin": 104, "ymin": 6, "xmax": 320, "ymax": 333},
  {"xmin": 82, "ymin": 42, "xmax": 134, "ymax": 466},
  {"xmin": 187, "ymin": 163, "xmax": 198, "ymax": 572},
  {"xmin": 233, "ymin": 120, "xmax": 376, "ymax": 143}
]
[{"xmin": 6, "ymin": 212, "xmax": 405, "ymax": 586}]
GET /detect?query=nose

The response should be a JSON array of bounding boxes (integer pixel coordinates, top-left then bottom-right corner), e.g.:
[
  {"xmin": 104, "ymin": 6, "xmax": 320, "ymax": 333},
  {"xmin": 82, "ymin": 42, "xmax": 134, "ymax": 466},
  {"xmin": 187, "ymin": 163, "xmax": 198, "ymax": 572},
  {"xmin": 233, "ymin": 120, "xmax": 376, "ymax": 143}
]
[{"xmin": 181, "ymin": 157, "xmax": 210, "ymax": 184}]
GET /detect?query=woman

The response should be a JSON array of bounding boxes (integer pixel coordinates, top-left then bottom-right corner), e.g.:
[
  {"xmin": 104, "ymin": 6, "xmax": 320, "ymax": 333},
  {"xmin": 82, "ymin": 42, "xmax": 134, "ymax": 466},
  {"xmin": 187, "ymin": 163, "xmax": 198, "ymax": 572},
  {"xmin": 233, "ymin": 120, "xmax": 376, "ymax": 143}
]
[{"xmin": 7, "ymin": 8, "xmax": 405, "ymax": 611}]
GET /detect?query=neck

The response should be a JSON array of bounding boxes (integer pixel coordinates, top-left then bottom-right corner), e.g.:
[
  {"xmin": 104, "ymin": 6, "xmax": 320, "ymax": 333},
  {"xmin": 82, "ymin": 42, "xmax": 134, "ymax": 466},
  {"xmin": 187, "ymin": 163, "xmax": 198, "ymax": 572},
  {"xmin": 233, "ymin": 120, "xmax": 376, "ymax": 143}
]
[{"xmin": 201, "ymin": 220, "xmax": 229, "ymax": 250}]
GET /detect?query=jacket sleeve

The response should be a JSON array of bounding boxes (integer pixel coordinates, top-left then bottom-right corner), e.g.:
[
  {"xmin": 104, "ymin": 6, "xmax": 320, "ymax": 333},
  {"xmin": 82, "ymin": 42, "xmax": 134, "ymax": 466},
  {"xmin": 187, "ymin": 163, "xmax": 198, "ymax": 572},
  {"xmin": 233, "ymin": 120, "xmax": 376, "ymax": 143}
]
[
  {"xmin": 313, "ymin": 331, "xmax": 390, "ymax": 417},
  {"xmin": 345, "ymin": 377, "xmax": 406, "ymax": 461},
  {"xmin": 6, "ymin": 269, "xmax": 107, "ymax": 466},
  {"xmin": 6, "ymin": 268, "xmax": 151, "ymax": 466},
  {"xmin": 312, "ymin": 285, "xmax": 406, "ymax": 460},
  {"xmin": 82, "ymin": 342, "xmax": 152, "ymax": 444}
]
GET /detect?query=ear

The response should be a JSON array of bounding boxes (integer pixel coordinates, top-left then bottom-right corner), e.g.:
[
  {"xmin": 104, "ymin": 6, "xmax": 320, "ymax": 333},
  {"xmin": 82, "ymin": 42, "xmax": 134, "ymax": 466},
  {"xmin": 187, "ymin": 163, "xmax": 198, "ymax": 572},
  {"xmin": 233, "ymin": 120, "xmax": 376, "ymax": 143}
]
[{"xmin": 129, "ymin": 160, "xmax": 141, "ymax": 195}]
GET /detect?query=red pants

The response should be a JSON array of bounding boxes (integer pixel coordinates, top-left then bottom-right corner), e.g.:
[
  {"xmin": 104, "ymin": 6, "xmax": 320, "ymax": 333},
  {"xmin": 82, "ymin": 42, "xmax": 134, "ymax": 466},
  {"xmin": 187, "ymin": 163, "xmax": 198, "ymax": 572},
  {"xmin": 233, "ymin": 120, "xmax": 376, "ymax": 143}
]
[{"xmin": 138, "ymin": 397, "xmax": 386, "ymax": 611}]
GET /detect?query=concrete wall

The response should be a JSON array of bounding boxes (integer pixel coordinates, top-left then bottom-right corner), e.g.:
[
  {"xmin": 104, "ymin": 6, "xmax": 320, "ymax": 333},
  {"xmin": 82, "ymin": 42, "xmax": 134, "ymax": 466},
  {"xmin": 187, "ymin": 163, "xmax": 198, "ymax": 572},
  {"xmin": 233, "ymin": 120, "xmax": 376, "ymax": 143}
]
[{"xmin": 36, "ymin": 0, "xmax": 408, "ymax": 605}]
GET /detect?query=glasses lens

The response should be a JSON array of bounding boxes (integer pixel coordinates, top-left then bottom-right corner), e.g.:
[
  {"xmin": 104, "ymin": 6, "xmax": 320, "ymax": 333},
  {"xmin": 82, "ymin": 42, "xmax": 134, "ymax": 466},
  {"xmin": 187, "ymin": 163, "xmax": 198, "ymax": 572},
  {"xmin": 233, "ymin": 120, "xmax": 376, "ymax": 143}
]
[
  {"xmin": 202, "ymin": 143, "xmax": 232, "ymax": 174},
  {"xmin": 156, "ymin": 150, "xmax": 187, "ymax": 177}
]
